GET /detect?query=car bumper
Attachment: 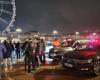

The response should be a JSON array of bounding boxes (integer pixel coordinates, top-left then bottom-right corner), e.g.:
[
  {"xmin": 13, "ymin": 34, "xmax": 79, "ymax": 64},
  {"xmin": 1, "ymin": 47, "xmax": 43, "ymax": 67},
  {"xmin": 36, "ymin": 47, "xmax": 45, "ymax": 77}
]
[{"xmin": 62, "ymin": 58, "xmax": 93, "ymax": 71}]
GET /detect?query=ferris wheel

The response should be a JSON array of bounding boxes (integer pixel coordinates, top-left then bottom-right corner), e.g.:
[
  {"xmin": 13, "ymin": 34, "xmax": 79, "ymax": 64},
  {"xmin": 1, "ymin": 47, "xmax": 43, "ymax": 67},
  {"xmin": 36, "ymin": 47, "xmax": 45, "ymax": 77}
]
[{"xmin": 0, "ymin": 0, "xmax": 16, "ymax": 33}]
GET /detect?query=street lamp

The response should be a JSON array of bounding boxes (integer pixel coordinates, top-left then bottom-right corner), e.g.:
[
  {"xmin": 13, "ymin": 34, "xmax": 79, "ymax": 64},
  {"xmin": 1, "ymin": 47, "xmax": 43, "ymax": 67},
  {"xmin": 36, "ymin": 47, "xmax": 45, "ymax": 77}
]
[
  {"xmin": 16, "ymin": 28, "xmax": 22, "ymax": 38},
  {"xmin": 16, "ymin": 28, "xmax": 22, "ymax": 33},
  {"xmin": 52, "ymin": 30, "xmax": 58, "ymax": 39},
  {"xmin": 75, "ymin": 32, "xmax": 80, "ymax": 35},
  {"xmin": 75, "ymin": 31, "xmax": 80, "ymax": 39},
  {"xmin": 52, "ymin": 30, "xmax": 58, "ymax": 35}
]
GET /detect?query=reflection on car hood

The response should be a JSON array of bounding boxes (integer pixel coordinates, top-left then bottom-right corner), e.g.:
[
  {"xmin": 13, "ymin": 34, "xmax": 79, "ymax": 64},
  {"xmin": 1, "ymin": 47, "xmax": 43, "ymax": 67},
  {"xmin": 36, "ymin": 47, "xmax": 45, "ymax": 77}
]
[
  {"xmin": 56, "ymin": 47, "xmax": 97, "ymax": 60},
  {"xmin": 63, "ymin": 50, "xmax": 97, "ymax": 60},
  {"xmin": 56, "ymin": 47, "xmax": 74, "ymax": 53}
]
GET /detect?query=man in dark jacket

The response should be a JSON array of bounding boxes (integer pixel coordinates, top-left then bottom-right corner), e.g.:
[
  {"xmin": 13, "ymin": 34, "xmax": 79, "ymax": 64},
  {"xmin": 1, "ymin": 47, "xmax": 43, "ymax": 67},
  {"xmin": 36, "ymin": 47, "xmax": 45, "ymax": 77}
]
[
  {"xmin": 0, "ymin": 40, "xmax": 6, "ymax": 79},
  {"xmin": 3, "ymin": 40, "xmax": 13, "ymax": 71},
  {"xmin": 38, "ymin": 39, "xmax": 45, "ymax": 63},
  {"xmin": 15, "ymin": 41, "xmax": 21, "ymax": 59},
  {"xmin": 24, "ymin": 39, "xmax": 36, "ymax": 73}
]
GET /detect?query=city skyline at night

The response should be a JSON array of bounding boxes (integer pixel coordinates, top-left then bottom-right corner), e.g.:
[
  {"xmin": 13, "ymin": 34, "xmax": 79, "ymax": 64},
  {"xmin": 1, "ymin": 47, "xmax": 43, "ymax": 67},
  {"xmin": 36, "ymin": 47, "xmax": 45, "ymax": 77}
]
[{"xmin": 15, "ymin": 0, "xmax": 100, "ymax": 34}]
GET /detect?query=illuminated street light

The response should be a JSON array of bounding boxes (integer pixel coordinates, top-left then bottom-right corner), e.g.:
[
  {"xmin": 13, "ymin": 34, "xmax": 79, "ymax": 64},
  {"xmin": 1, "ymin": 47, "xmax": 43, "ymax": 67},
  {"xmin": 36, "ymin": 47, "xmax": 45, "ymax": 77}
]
[
  {"xmin": 75, "ymin": 31, "xmax": 80, "ymax": 39},
  {"xmin": 92, "ymin": 32, "xmax": 96, "ymax": 36},
  {"xmin": 52, "ymin": 30, "xmax": 59, "ymax": 39},
  {"xmin": 16, "ymin": 28, "xmax": 22, "ymax": 33},
  {"xmin": 52, "ymin": 30, "xmax": 58, "ymax": 35},
  {"xmin": 75, "ymin": 32, "xmax": 80, "ymax": 35},
  {"xmin": 16, "ymin": 28, "xmax": 22, "ymax": 38}
]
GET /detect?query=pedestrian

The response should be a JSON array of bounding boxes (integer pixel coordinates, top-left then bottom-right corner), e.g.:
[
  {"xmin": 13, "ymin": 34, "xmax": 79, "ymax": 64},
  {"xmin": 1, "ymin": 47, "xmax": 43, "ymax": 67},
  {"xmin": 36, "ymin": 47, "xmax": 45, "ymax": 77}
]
[
  {"xmin": 21, "ymin": 40, "xmax": 28, "ymax": 56},
  {"xmin": 24, "ymin": 39, "xmax": 36, "ymax": 73},
  {"xmin": 38, "ymin": 39, "xmax": 45, "ymax": 64},
  {"xmin": 24, "ymin": 40, "xmax": 29, "ymax": 71},
  {"xmin": 52, "ymin": 38, "xmax": 61, "ymax": 48},
  {"xmin": 9, "ymin": 41, "xmax": 14, "ymax": 63},
  {"xmin": 35, "ymin": 38, "xmax": 41, "ymax": 68},
  {"xmin": 15, "ymin": 41, "xmax": 21, "ymax": 60},
  {"xmin": 0, "ymin": 40, "xmax": 6, "ymax": 79},
  {"xmin": 12, "ymin": 41, "xmax": 17, "ymax": 64},
  {"xmin": 3, "ymin": 39, "xmax": 13, "ymax": 71}
]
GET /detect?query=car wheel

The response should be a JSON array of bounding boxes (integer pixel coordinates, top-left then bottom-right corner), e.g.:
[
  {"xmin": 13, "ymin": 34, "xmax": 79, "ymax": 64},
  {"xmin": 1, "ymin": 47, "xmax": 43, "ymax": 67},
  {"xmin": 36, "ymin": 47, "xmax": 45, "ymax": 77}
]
[{"xmin": 92, "ymin": 57, "xmax": 100, "ymax": 76}]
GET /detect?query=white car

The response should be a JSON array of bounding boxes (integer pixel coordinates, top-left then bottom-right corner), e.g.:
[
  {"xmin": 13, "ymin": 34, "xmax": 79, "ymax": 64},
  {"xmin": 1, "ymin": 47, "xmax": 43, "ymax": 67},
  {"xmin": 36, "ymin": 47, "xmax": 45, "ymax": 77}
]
[{"xmin": 45, "ymin": 41, "xmax": 53, "ymax": 54}]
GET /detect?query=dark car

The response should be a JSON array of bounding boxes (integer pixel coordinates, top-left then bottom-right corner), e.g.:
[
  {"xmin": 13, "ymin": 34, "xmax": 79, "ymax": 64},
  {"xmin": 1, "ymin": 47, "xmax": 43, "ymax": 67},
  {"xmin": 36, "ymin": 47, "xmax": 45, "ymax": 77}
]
[
  {"xmin": 62, "ymin": 42, "xmax": 100, "ymax": 76},
  {"xmin": 48, "ymin": 40, "xmax": 83, "ymax": 60},
  {"xmin": 49, "ymin": 40, "xmax": 100, "ymax": 76},
  {"xmin": 48, "ymin": 39, "xmax": 76, "ymax": 59}
]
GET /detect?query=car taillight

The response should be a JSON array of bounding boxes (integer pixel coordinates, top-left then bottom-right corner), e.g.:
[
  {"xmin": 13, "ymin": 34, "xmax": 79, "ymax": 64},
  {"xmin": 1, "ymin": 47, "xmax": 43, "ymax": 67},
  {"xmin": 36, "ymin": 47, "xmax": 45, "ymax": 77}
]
[{"xmin": 89, "ymin": 40, "xmax": 100, "ymax": 45}]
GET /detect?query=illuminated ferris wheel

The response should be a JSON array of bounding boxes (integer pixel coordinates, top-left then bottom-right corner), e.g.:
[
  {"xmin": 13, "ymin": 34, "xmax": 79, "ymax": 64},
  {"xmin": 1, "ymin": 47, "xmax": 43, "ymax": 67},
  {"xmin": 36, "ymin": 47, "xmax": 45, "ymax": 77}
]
[{"xmin": 0, "ymin": 0, "xmax": 16, "ymax": 33}]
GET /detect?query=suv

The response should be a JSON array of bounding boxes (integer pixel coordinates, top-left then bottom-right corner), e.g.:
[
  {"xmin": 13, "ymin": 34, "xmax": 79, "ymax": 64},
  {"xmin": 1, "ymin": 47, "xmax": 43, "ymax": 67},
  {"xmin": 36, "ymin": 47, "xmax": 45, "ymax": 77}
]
[
  {"xmin": 63, "ymin": 40, "xmax": 100, "ymax": 76},
  {"xmin": 49, "ymin": 40, "xmax": 100, "ymax": 76}
]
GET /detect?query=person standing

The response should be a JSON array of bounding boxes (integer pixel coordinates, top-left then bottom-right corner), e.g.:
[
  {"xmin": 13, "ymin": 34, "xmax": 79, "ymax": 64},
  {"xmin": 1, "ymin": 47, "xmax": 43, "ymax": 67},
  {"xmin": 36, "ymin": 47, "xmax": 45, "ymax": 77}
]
[
  {"xmin": 9, "ymin": 41, "xmax": 14, "ymax": 63},
  {"xmin": 24, "ymin": 39, "xmax": 36, "ymax": 73},
  {"xmin": 35, "ymin": 38, "xmax": 41, "ymax": 68},
  {"xmin": 15, "ymin": 41, "xmax": 21, "ymax": 60},
  {"xmin": 3, "ymin": 40, "xmax": 13, "ymax": 71},
  {"xmin": 0, "ymin": 40, "xmax": 6, "ymax": 79},
  {"xmin": 52, "ymin": 38, "xmax": 61, "ymax": 48},
  {"xmin": 38, "ymin": 39, "xmax": 45, "ymax": 64}
]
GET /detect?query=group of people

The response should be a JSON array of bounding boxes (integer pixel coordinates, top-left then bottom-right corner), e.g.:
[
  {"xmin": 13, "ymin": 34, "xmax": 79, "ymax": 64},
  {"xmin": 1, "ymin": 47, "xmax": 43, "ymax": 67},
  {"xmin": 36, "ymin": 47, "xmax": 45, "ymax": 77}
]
[
  {"xmin": 0, "ymin": 39, "xmax": 14, "ymax": 72},
  {"xmin": 23, "ymin": 38, "xmax": 45, "ymax": 73},
  {"xmin": 0, "ymin": 39, "xmax": 23, "ymax": 72},
  {"xmin": 0, "ymin": 37, "xmax": 46, "ymax": 75},
  {"xmin": 0, "ymin": 36, "xmax": 74, "ymax": 75}
]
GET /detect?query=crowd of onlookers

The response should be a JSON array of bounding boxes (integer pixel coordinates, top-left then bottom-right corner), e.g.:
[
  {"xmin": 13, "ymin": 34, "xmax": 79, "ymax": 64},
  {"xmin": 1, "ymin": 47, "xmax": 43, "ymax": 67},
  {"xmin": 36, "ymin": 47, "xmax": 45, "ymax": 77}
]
[
  {"xmin": 0, "ymin": 36, "xmax": 76, "ymax": 78},
  {"xmin": 0, "ymin": 37, "xmax": 46, "ymax": 76},
  {"xmin": 23, "ymin": 38, "xmax": 46, "ymax": 73}
]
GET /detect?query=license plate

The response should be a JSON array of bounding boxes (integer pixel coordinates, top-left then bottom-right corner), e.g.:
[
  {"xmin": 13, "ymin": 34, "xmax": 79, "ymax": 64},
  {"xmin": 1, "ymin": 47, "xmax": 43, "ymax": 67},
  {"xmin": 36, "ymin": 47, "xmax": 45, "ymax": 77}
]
[{"xmin": 64, "ymin": 63, "xmax": 73, "ymax": 67}]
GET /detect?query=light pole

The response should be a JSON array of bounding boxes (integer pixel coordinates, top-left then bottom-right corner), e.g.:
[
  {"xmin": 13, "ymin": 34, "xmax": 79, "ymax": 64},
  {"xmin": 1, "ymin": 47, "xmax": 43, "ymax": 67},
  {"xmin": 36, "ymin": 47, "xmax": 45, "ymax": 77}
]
[
  {"xmin": 16, "ymin": 28, "xmax": 22, "ymax": 38},
  {"xmin": 75, "ymin": 31, "xmax": 80, "ymax": 40},
  {"xmin": 52, "ymin": 30, "xmax": 58, "ymax": 39}
]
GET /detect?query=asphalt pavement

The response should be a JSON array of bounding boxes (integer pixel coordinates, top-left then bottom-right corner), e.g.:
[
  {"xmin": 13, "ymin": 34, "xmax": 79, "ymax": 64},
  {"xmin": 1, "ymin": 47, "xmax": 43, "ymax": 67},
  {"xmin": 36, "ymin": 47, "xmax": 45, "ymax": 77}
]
[{"xmin": 2, "ymin": 59, "xmax": 100, "ymax": 80}]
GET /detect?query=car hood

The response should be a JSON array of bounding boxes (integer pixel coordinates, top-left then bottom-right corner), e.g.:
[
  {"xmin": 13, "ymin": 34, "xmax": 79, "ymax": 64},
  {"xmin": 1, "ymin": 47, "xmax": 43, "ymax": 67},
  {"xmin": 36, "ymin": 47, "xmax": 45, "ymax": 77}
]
[
  {"xmin": 56, "ymin": 47, "xmax": 97, "ymax": 60},
  {"xmin": 64, "ymin": 51, "xmax": 97, "ymax": 60},
  {"xmin": 56, "ymin": 47, "xmax": 74, "ymax": 53}
]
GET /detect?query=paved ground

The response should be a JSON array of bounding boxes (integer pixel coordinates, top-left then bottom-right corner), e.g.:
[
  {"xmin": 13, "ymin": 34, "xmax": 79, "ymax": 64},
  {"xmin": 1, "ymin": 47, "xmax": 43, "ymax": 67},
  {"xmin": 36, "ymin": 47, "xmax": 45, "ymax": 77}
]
[
  {"xmin": 6, "ymin": 62, "xmax": 61, "ymax": 80},
  {"xmin": 2, "ymin": 60, "xmax": 99, "ymax": 80}
]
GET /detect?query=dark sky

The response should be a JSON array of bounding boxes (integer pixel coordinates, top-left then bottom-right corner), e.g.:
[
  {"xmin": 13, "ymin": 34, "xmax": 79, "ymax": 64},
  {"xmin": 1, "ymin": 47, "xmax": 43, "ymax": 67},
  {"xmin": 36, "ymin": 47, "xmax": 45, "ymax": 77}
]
[{"xmin": 15, "ymin": 0, "xmax": 100, "ymax": 34}]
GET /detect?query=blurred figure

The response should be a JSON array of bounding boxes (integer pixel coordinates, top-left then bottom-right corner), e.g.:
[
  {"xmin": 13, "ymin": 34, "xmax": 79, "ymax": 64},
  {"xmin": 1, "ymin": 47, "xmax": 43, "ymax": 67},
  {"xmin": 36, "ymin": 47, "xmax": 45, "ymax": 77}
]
[
  {"xmin": 9, "ymin": 41, "xmax": 14, "ymax": 63},
  {"xmin": 15, "ymin": 41, "xmax": 21, "ymax": 59},
  {"xmin": 24, "ymin": 39, "xmax": 37, "ymax": 73},
  {"xmin": 3, "ymin": 40, "xmax": 13, "ymax": 71},
  {"xmin": 35, "ymin": 38, "xmax": 41, "ymax": 68},
  {"xmin": 12, "ymin": 41, "xmax": 17, "ymax": 64},
  {"xmin": 0, "ymin": 40, "xmax": 6, "ymax": 79},
  {"xmin": 61, "ymin": 39, "xmax": 68, "ymax": 47},
  {"xmin": 52, "ymin": 38, "xmax": 61, "ymax": 48},
  {"xmin": 38, "ymin": 39, "xmax": 45, "ymax": 64},
  {"xmin": 21, "ymin": 40, "xmax": 28, "ymax": 56},
  {"xmin": 24, "ymin": 40, "xmax": 29, "ymax": 71}
]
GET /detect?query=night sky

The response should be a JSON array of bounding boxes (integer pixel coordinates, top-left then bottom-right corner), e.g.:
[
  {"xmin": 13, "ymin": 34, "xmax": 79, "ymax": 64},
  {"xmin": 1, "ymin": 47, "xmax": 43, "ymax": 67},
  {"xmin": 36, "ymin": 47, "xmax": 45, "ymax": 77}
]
[{"xmin": 15, "ymin": 0, "xmax": 100, "ymax": 34}]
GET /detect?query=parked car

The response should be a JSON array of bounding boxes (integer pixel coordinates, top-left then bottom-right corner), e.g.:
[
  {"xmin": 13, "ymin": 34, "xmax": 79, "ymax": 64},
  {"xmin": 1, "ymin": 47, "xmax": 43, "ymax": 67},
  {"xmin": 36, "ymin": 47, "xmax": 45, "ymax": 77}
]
[
  {"xmin": 48, "ymin": 40, "xmax": 83, "ymax": 59},
  {"xmin": 63, "ymin": 40, "xmax": 100, "ymax": 76},
  {"xmin": 45, "ymin": 41, "xmax": 53, "ymax": 56},
  {"xmin": 49, "ymin": 39, "xmax": 100, "ymax": 76}
]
